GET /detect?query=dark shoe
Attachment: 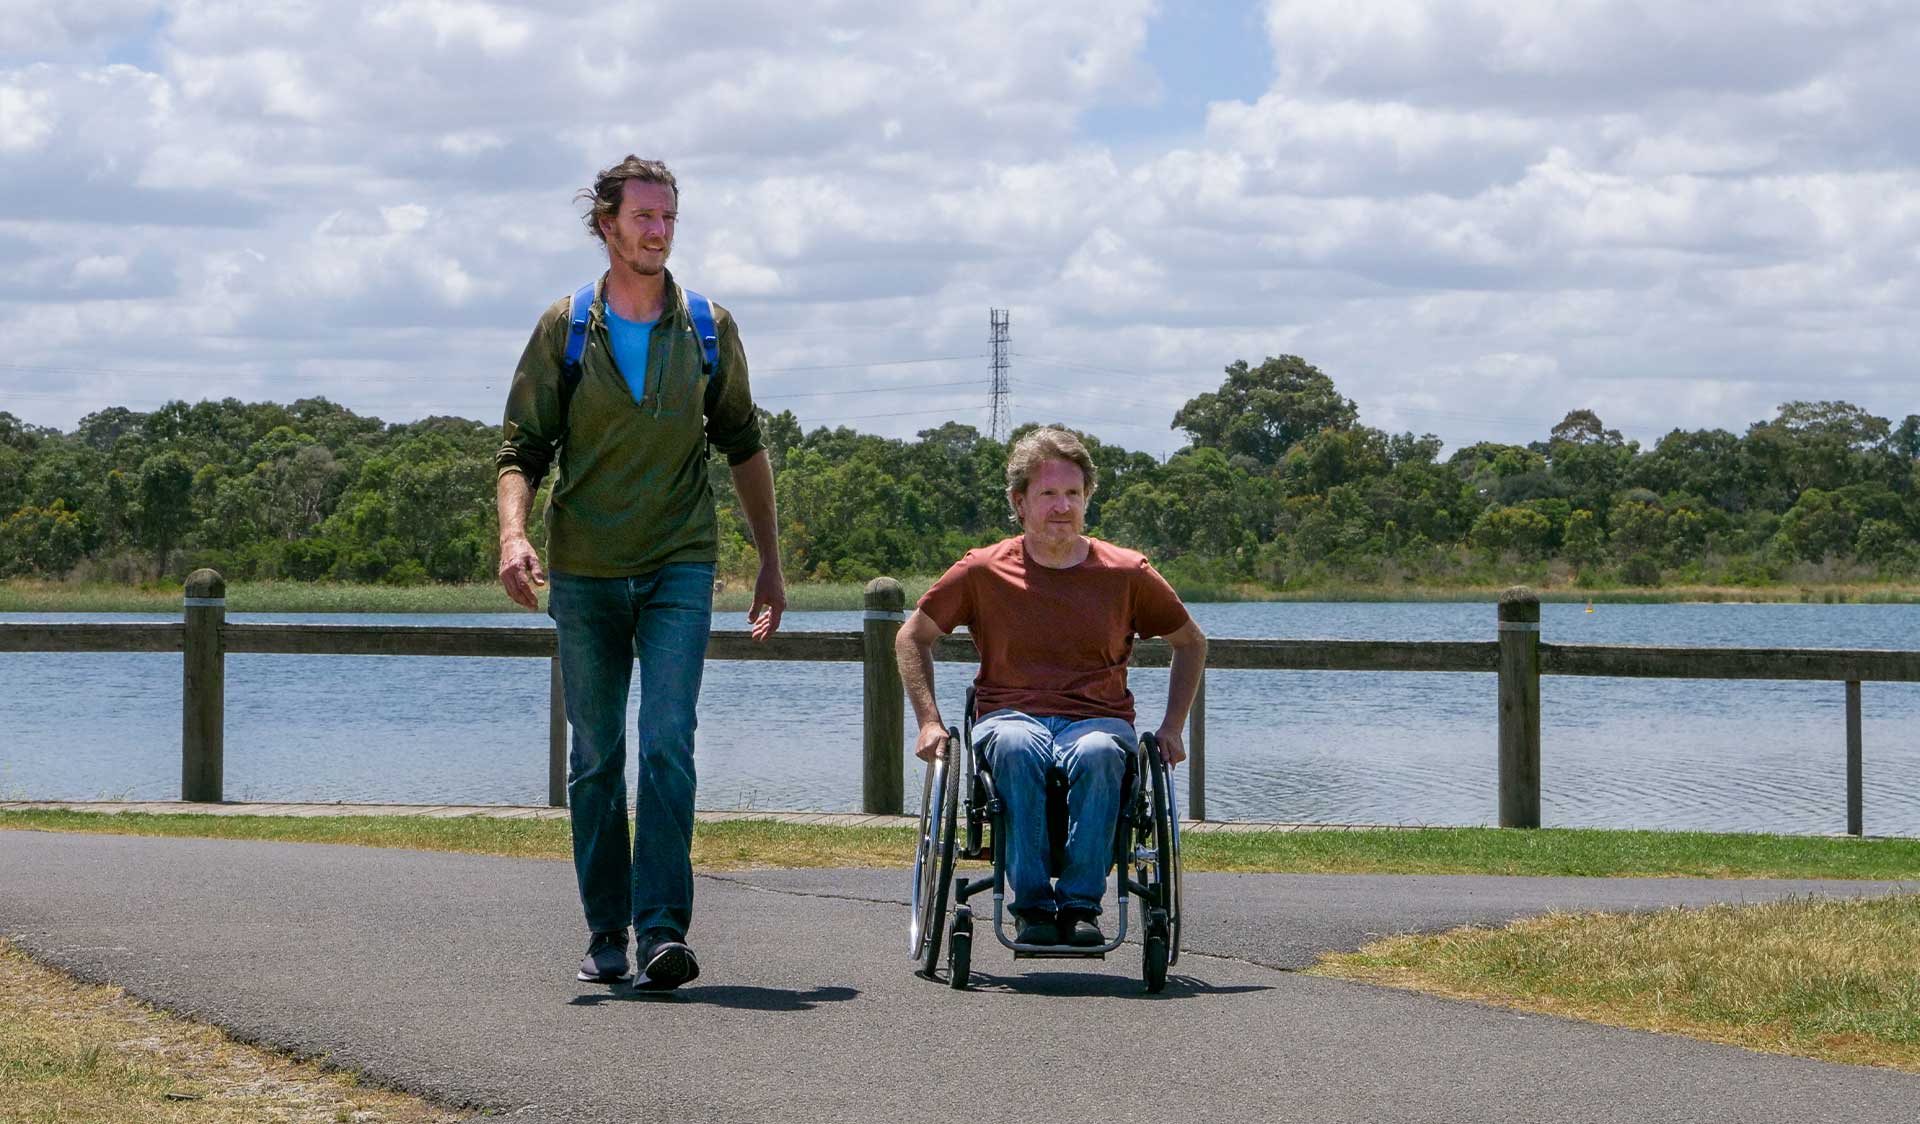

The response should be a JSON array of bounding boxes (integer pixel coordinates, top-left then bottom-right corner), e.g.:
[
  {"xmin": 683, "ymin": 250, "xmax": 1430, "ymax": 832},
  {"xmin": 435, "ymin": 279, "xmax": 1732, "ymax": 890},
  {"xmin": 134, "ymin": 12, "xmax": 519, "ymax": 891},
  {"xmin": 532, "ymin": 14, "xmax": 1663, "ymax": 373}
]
[
  {"xmin": 1058, "ymin": 908, "xmax": 1104, "ymax": 947},
  {"xmin": 576, "ymin": 929, "xmax": 630, "ymax": 982},
  {"xmin": 636, "ymin": 929, "xmax": 700, "ymax": 991},
  {"xmin": 1013, "ymin": 911, "xmax": 1060, "ymax": 947}
]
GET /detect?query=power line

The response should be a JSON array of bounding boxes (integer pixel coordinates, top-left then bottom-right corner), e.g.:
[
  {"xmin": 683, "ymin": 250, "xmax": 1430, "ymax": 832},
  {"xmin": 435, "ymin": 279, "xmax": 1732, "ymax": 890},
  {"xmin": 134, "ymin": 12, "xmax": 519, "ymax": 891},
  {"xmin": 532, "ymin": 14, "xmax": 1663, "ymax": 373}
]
[
  {"xmin": 1009, "ymin": 380, "xmax": 1174, "ymax": 413},
  {"xmin": 795, "ymin": 404, "xmax": 991, "ymax": 424},
  {"xmin": 0, "ymin": 353, "xmax": 989, "ymax": 382},
  {"xmin": 1013, "ymin": 353, "xmax": 1200, "ymax": 383},
  {"xmin": 759, "ymin": 379, "xmax": 983, "ymax": 401},
  {"xmin": 759, "ymin": 353, "xmax": 984, "ymax": 374}
]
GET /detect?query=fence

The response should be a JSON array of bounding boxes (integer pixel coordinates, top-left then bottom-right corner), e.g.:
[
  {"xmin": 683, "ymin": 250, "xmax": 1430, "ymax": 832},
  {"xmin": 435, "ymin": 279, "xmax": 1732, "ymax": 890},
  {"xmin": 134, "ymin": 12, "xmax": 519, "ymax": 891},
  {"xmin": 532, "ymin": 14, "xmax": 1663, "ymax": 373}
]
[{"xmin": 5, "ymin": 572, "xmax": 1918, "ymax": 833}]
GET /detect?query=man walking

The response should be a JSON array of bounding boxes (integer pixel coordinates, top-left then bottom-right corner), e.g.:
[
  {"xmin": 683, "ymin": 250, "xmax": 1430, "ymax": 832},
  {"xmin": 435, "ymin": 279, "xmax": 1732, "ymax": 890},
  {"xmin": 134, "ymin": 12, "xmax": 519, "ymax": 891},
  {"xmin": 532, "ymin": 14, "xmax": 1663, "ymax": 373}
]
[{"xmin": 495, "ymin": 156, "xmax": 784, "ymax": 989}]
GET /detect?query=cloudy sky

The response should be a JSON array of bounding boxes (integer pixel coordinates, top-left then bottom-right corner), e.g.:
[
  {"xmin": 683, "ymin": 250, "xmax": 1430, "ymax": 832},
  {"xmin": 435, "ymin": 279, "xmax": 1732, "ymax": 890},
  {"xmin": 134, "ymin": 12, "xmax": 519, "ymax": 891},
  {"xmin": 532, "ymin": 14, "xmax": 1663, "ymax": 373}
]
[{"xmin": 3, "ymin": 0, "xmax": 1915, "ymax": 458}]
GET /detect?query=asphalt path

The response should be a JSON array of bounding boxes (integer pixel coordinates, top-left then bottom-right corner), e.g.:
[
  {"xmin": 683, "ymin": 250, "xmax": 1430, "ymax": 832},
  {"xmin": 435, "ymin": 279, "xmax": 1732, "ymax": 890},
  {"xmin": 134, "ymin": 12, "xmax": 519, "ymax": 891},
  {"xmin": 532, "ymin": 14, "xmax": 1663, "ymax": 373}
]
[{"xmin": 2, "ymin": 830, "xmax": 1915, "ymax": 1123}]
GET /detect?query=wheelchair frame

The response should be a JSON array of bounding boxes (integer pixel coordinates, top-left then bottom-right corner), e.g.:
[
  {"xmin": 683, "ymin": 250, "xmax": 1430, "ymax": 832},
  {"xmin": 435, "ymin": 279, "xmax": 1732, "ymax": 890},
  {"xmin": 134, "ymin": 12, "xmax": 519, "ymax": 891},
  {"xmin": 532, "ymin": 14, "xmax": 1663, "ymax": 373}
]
[{"xmin": 911, "ymin": 686, "xmax": 1184, "ymax": 993}]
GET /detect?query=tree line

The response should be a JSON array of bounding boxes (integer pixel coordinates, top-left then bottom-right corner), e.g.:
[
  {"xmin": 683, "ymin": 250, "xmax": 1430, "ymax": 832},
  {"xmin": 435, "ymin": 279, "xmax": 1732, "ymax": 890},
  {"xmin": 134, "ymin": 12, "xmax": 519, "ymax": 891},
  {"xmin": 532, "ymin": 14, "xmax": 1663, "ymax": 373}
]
[{"xmin": 3, "ymin": 355, "xmax": 1917, "ymax": 590}]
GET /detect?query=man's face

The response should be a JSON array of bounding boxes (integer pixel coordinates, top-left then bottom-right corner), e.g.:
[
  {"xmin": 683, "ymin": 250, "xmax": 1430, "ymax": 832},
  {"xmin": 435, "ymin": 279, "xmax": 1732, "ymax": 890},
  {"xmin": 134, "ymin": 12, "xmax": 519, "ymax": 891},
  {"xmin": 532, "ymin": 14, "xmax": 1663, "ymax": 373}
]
[
  {"xmin": 1012, "ymin": 457, "xmax": 1089, "ymax": 547},
  {"xmin": 598, "ymin": 180, "xmax": 676, "ymax": 278}
]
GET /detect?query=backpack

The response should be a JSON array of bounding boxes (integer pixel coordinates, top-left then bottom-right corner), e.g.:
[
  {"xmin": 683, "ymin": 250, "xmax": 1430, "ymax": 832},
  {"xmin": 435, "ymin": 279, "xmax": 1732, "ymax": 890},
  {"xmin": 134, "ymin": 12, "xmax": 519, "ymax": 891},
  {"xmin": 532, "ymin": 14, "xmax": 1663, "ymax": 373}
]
[{"xmin": 559, "ymin": 280, "xmax": 719, "ymax": 410}]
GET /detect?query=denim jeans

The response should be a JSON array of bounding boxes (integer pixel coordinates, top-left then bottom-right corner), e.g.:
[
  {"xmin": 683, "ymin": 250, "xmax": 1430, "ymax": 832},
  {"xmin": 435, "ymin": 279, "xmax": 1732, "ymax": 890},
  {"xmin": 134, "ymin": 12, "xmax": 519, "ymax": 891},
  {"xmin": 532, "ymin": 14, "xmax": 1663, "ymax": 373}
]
[
  {"xmin": 973, "ymin": 710, "xmax": 1134, "ymax": 917},
  {"xmin": 548, "ymin": 563, "xmax": 714, "ymax": 938}
]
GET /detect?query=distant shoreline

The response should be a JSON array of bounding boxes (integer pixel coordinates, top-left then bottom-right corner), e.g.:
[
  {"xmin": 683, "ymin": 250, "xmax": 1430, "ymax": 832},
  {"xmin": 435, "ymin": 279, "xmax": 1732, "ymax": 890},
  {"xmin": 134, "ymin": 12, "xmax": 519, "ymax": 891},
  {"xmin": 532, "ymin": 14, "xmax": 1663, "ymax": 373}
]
[{"xmin": 5, "ymin": 578, "xmax": 1919, "ymax": 613}]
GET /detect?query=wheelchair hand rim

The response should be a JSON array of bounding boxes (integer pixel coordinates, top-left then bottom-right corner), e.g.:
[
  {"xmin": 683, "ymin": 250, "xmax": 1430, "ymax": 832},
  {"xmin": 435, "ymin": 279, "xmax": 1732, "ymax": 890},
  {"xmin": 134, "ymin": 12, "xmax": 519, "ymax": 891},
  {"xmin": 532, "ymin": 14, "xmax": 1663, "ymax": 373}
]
[{"xmin": 908, "ymin": 755, "xmax": 948, "ymax": 958}]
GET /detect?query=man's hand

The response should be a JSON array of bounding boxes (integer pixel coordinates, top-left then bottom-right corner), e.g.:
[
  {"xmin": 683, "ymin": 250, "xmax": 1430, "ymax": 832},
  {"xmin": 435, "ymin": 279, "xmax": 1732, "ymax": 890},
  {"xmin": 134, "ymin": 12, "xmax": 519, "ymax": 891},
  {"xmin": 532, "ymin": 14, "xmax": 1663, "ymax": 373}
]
[
  {"xmin": 498, "ymin": 535, "xmax": 546, "ymax": 610},
  {"xmin": 914, "ymin": 720, "xmax": 950, "ymax": 761},
  {"xmin": 1152, "ymin": 725, "xmax": 1187, "ymax": 766},
  {"xmin": 749, "ymin": 561, "xmax": 785, "ymax": 641}
]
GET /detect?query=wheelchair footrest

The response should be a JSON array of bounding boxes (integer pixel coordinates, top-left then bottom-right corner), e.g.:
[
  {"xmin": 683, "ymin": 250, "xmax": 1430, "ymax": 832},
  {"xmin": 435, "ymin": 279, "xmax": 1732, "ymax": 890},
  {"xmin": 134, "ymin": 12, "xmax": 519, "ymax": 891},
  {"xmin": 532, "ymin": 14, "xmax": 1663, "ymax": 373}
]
[{"xmin": 1012, "ymin": 949, "xmax": 1108, "ymax": 960}]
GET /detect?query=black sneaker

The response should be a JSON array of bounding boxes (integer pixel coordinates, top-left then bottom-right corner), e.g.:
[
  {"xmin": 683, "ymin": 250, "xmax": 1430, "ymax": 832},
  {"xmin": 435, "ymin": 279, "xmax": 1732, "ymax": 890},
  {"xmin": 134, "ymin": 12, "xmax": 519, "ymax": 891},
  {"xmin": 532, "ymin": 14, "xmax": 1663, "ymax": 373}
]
[
  {"xmin": 636, "ymin": 929, "xmax": 700, "ymax": 991},
  {"xmin": 577, "ymin": 929, "xmax": 630, "ymax": 983},
  {"xmin": 1013, "ymin": 910, "xmax": 1060, "ymax": 947},
  {"xmin": 1057, "ymin": 908, "xmax": 1104, "ymax": 947}
]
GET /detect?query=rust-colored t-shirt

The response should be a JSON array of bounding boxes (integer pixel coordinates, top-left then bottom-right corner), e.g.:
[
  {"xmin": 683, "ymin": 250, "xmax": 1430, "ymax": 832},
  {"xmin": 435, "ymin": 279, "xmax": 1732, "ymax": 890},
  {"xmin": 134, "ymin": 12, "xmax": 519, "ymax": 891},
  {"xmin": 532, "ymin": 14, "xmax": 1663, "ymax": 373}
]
[{"xmin": 917, "ymin": 536, "xmax": 1190, "ymax": 724}]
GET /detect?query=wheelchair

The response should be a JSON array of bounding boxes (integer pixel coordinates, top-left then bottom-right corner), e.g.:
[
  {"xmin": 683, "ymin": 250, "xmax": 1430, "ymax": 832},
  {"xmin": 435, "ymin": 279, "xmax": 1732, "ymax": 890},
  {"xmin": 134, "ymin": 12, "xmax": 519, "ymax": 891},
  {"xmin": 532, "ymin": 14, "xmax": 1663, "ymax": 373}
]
[{"xmin": 910, "ymin": 687, "xmax": 1184, "ymax": 992}]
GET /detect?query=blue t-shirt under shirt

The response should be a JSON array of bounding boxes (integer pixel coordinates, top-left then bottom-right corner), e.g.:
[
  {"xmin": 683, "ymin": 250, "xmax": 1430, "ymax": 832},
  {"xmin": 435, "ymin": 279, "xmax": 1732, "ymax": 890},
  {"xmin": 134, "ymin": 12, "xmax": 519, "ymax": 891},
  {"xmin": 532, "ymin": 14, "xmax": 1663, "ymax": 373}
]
[{"xmin": 603, "ymin": 306, "xmax": 656, "ymax": 402}]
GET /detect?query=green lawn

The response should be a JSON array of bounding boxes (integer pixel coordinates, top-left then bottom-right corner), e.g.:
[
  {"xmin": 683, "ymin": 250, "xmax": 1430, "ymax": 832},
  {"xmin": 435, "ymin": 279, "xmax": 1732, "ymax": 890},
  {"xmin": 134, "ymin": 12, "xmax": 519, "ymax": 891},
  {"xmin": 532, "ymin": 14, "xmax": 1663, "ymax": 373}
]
[
  {"xmin": 5, "ymin": 811, "xmax": 1918, "ymax": 879},
  {"xmin": 1315, "ymin": 893, "xmax": 1920, "ymax": 1072}
]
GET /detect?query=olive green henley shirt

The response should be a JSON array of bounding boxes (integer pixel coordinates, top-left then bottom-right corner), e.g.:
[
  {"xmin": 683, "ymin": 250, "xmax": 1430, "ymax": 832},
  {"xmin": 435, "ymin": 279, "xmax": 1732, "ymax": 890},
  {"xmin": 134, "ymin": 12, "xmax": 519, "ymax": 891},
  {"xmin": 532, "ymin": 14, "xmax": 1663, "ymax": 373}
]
[{"xmin": 494, "ymin": 271, "xmax": 765, "ymax": 577}]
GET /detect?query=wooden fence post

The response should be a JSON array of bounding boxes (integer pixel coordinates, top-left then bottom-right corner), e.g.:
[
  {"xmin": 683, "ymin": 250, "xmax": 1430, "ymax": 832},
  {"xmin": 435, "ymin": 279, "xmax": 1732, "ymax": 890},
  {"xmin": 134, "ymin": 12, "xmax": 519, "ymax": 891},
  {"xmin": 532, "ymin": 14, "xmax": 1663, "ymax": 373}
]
[
  {"xmin": 182, "ymin": 569, "xmax": 225, "ymax": 803},
  {"xmin": 862, "ymin": 577, "xmax": 906, "ymax": 815},
  {"xmin": 1188, "ymin": 670, "xmax": 1206, "ymax": 821},
  {"xmin": 1497, "ymin": 587, "xmax": 1541, "ymax": 828},
  {"xmin": 549, "ymin": 657, "xmax": 568, "ymax": 808},
  {"xmin": 1847, "ymin": 680, "xmax": 1863, "ymax": 836}
]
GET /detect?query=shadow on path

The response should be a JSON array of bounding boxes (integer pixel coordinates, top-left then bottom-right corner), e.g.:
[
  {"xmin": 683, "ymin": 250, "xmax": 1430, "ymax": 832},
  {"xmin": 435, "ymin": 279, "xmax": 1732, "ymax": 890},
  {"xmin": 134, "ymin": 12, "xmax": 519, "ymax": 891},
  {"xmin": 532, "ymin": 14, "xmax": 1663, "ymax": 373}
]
[
  {"xmin": 917, "ymin": 969, "xmax": 1272, "ymax": 1000},
  {"xmin": 571, "ymin": 984, "xmax": 861, "ymax": 1011}
]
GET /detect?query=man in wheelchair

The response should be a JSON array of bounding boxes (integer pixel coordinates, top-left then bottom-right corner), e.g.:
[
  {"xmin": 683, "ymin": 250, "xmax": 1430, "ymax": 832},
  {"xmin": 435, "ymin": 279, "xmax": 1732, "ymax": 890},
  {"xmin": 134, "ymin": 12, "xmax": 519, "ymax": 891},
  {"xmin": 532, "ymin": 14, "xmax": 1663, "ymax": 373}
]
[{"xmin": 896, "ymin": 426, "xmax": 1207, "ymax": 950}]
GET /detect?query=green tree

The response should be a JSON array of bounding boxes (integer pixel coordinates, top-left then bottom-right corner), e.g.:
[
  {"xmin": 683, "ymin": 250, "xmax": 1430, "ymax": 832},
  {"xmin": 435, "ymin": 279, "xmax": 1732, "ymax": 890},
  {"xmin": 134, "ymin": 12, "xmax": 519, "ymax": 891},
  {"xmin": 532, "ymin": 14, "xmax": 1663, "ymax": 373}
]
[
  {"xmin": 1632, "ymin": 428, "xmax": 1756, "ymax": 513},
  {"xmin": 0, "ymin": 500, "xmax": 90, "ymax": 576},
  {"xmin": 1562, "ymin": 509, "xmax": 1605, "ymax": 567},
  {"xmin": 1280, "ymin": 426, "xmax": 1390, "ymax": 498},
  {"xmin": 1855, "ymin": 519, "xmax": 1911, "ymax": 568},
  {"xmin": 1775, "ymin": 489, "xmax": 1859, "ymax": 562},
  {"xmin": 1469, "ymin": 506, "xmax": 1552, "ymax": 558},
  {"xmin": 1609, "ymin": 496, "xmax": 1668, "ymax": 559},
  {"xmin": 1745, "ymin": 400, "xmax": 1892, "ymax": 498},
  {"xmin": 1172, "ymin": 355, "xmax": 1357, "ymax": 467},
  {"xmin": 1548, "ymin": 408, "xmax": 1625, "ymax": 448},
  {"xmin": 1102, "ymin": 447, "xmax": 1271, "ymax": 561},
  {"xmin": 135, "ymin": 451, "xmax": 197, "ymax": 576}
]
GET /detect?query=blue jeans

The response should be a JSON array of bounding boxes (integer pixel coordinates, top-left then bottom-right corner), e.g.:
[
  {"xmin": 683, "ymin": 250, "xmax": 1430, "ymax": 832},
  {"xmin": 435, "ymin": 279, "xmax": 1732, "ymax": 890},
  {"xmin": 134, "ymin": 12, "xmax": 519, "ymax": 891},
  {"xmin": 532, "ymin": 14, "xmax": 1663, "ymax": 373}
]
[
  {"xmin": 548, "ymin": 563, "xmax": 714, "ymax": 938},
  {"xmin": 973, "ymin": 710, "xmax": 1134, "ymax": 917}
]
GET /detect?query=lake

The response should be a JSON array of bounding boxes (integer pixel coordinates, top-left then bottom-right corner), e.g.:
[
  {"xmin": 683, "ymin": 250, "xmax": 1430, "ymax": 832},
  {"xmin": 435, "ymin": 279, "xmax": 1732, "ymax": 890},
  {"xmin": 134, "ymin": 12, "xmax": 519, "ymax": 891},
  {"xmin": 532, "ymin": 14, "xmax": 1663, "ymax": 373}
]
[{"xmin": 3, "ymin": 602, "xmax": 1917, "ymax": 836}]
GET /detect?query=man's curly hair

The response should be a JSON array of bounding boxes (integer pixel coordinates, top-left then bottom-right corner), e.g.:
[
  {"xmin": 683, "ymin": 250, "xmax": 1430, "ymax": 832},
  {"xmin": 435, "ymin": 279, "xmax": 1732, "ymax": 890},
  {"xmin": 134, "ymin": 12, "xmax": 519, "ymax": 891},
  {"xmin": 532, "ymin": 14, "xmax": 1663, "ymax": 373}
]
[{"xmin": 576, "ymin": 156, "xmax": 678, "ymax": 243}]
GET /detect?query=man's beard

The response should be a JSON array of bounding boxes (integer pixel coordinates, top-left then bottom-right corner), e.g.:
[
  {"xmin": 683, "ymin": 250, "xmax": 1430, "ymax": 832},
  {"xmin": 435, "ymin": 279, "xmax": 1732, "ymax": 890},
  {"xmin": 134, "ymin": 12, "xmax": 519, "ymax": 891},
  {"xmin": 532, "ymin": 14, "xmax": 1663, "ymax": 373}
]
[{"xmin": 617, "ymin": 238, "xmax": 669, "ymax": 276}]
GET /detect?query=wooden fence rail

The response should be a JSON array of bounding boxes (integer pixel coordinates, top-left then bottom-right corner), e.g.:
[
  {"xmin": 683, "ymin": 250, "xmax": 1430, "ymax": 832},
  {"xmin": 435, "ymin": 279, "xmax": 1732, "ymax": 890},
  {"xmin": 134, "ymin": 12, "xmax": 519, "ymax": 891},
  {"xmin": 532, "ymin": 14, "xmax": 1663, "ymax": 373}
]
[{"xmin": 4, "ymin": 572, "xmax": 1918, "ymax": 833}]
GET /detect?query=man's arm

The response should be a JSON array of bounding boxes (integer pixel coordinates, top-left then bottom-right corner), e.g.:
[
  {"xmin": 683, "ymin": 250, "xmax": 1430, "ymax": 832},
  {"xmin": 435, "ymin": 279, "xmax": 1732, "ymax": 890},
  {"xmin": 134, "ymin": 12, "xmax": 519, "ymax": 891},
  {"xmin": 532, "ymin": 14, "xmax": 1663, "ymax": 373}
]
[
  {"xmin": 1152, "ymin": 619, "xmax": 1207, "ymax": 765},
  {"xmin": 895, "ymin": 609, "xmax": 951, "ymax": 760},
  {"xmin": 728, "ymin": 449, "xmax": 785, "ymax": 640},
  {"xmin": 496, "ymin": 470, "xmax": 545, "ymax": 610}
]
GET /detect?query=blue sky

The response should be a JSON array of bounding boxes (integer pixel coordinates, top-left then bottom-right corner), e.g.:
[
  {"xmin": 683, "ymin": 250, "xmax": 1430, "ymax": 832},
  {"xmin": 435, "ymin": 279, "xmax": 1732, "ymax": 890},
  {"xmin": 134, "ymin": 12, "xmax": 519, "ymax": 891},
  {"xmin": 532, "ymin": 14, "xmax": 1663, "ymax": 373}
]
[
  {"xmin": 1080, "ymin": 2, "xmax": 1272, "ymax": 147},
  {"xmin": 2, "ymin": 1, "xmax": 1915, "ymax": 458}
]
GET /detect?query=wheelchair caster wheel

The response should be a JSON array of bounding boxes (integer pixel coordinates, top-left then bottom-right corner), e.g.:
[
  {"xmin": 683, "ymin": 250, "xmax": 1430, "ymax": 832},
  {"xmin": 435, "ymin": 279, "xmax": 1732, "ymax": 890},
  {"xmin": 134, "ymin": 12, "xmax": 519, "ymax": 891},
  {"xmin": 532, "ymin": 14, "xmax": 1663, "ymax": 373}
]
[
  {"xmin": 1143, "ymin": 909, "xmax": 1169, "ymax": 994},
  {"xmin": 948, "ymin": 908, "xmax": 972, "ymax": 990}
]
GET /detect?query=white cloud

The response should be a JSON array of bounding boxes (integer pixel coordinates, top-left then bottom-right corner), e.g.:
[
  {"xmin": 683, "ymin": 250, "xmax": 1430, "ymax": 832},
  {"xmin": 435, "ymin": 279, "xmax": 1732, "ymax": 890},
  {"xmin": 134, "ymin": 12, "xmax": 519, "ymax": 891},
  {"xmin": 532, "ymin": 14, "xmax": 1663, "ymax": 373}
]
[
  {"xmin": 0, "ymin": 81, "xmax": 54, "ymax": 151},
  {"xmin": 0, "ymin": 0, "xmax": 164, "ymax": 56},
  {"xmin": 0, "ymin": 0, "xmax": 1915, "ymax": 456},
  {"xmin": 364, "ymin": 0, "xmax": 532, "ymax": 55}
]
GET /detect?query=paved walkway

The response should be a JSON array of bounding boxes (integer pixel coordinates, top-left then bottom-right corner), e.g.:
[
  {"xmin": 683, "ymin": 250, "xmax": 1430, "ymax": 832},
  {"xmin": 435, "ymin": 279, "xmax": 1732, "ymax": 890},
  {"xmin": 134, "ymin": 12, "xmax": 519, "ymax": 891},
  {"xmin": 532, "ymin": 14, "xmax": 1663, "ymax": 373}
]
[
  {"xmin": 2, "ymin": 829, "xmax": 1914, "ymax": 1123},
  {"xmin": 0, "ymin": 799, "xmax": 1419, "ymax": 833}
]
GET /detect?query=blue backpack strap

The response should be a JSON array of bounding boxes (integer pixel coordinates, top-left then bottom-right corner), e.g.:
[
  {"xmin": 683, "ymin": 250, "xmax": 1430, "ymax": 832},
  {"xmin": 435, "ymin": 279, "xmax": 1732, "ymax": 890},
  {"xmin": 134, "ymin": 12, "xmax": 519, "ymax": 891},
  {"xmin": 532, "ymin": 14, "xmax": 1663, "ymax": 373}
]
[
  {"xmin": 684, "ymin": 289, "xmax": 719, "ymax": 375},
  {"xmin": 562, "ymin": 281, "xmax": 596, "ymax": 390}
]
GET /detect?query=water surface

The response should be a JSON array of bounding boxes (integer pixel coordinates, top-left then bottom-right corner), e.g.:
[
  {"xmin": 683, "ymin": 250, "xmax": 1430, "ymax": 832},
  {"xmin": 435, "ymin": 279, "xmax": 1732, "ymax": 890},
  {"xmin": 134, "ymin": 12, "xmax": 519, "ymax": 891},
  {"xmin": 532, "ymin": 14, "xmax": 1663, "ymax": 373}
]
[{"xmin": 3, "ymin": 602, "xmax": 1916, "ymax": 835}]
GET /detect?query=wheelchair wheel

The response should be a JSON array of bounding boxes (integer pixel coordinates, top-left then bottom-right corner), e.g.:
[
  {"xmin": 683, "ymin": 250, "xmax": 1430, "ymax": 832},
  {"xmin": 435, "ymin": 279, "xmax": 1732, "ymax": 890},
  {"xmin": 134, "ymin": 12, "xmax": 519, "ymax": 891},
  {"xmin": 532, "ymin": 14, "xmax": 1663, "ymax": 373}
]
[
  {"xmin": 1143, "ymin": 908, "xmax": 1169, "ymax": 993},
  {"xmin": 948, "ymin": 906, "xmax": 973, "ymax": 990},
  {"xmin": 1146, "ymin": 742, "xmax": 1183, "ymax": 966},
  {"xmin": 910, "ymin": 731, "xmax": 961, "ymax": 968}
]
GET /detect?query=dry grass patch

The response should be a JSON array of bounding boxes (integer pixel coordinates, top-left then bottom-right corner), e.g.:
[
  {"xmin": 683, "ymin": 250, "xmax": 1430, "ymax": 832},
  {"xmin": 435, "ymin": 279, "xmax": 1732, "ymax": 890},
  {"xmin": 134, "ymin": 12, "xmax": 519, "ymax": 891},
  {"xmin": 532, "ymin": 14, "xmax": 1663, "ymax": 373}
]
[
  {"xmin": 1314, "ymin": 893, "xmax": 1920, "ymax": 1071},
  {"xmin": 0, "ymin": 940, "xmax": 471, "ymax": 1124}
]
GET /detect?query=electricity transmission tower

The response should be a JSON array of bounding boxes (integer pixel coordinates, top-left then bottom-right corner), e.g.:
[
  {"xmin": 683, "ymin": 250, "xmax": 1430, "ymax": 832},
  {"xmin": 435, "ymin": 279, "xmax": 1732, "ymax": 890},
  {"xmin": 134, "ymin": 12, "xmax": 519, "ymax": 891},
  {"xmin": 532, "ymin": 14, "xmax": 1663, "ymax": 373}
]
[{"xmin": 988, "ymin": 308, "xmax": 1010, "ymax": 441}]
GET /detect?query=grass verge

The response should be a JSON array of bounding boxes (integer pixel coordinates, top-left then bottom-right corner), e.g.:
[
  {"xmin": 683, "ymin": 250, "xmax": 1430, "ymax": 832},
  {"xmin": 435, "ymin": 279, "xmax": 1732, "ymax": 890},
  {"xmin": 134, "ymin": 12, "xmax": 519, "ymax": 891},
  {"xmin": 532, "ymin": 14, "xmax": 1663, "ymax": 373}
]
[
  {"xmin": 5, "ymin": 812, "xmax": 1920, "ymax": 879},
  {"xmin": 1312, "ymin": 893, "xmax": 1920, "ymax": 1072},
  {"xmin": 0, "ymin": 940, "xmax": 471, "ymax": 1122}
]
